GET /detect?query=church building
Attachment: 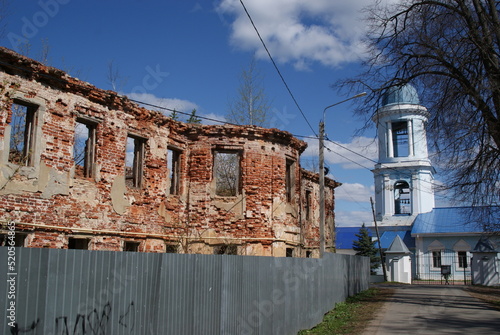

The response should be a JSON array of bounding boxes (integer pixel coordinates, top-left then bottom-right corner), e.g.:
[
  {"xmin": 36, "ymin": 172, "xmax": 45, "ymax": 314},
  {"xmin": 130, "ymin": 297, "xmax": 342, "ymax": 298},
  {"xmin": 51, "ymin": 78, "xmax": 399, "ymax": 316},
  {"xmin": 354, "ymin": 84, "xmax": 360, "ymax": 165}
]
[{"xmin": 337, "ymin": 84, "xmax": 499, "ymax": 285}]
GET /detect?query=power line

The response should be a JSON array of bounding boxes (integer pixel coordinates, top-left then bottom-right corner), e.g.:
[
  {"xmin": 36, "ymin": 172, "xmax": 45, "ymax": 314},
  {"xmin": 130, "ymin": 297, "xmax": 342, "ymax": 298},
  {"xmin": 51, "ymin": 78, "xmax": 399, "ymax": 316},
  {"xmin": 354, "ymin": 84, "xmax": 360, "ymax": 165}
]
[
  {"xmin": 238, "ymin": 0, "xmax": 317, "ymax": 137},
  {"xmin": 0, "ymin": 51, "xmax": 453, "ymax": 204},
  {"xmin": 127, "ymin": 98, "xmax": 235, "ymax": 126},
  {"xmin": 293, "ymin": 133, "xmax": 453, "ymax": 201},
  {"xmin": 324, "ymin": 146, "xmax": 373, "ymax": 171}
]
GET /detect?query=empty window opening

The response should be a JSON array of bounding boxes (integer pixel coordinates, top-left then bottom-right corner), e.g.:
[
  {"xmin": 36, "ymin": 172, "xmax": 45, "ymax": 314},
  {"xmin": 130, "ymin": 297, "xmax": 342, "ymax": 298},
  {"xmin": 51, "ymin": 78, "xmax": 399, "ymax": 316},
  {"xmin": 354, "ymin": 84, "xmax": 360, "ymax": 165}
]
[
  {"xmin": 305, "ymin": 190, "xmax": 312, "ymax": 220},
  {"xmin": 286, "ymin": 248, "xmax": 294, "ymax": 257},
  {"xmin": 0, "ymin": 233, "xmax": 27, "ymax": 247},
  {"xmin": 392, "ymin": 121, "xmax": 409, "ymax": 157},
  {"xmin": 165, "ymin": 244, "xmax": 178, "ymax": 253},
  {"xmin": 68, "ymin": 238, "xmax": 89, "ymax": 250},
  {"xmin": 8, "ymin": 101, "xmax": 37, "ymax": 165},
  {"xmin": 305, "ymin": 250, "xmax": 312, "ymax": 258},
  {"xmin": 432, "ymin": 250, "xmax": 442, "ymax": 268},
  {"xmin": 125, "ymin": 135, "xmax": 146, "ymax": 188},
  {"xmin": 458, "ymin": 251, "xmax": 468, "ymax": 268},
  {"xmin": 214, "ymin": 151, "xmax": 240, "ymax": 196},
  {"xmin": 74, "ymin": 119, "xmax": 97, "ymax": 178},
  {"xmin": 214, "ymin": 245, "xmax": 238, "ymax": 255},
  {"xmin": 124, "ymin": 241, "xmax": 140, "ymax": 252},
  {"xmin": 394, "ymin": 181, "xmax": 411, "ymax": 215},
  {"xmin": 167, "ymin": 148, "xmax": 181, "ymax": 195},
  {"xmin": 286, "ymin": 159, "xmax": 295, "ymax": 202}
]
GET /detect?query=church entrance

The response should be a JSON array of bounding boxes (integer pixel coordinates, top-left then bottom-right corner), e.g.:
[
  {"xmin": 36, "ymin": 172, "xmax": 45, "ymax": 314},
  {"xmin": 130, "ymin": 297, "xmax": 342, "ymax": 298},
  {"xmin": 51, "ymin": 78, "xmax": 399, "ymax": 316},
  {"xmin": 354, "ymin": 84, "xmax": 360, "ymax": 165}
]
[{"xmin": 413, "ymin": 249, "xmax": 472, "ymax": 285}]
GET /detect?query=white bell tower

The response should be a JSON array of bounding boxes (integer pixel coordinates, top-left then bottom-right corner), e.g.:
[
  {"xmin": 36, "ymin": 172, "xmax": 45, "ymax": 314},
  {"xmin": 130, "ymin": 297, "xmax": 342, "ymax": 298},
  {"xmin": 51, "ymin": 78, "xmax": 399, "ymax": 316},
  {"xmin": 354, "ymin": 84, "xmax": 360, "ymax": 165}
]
[{"xmin": 372, "ymin": 84, "xmax": 435, "ymax": 225}]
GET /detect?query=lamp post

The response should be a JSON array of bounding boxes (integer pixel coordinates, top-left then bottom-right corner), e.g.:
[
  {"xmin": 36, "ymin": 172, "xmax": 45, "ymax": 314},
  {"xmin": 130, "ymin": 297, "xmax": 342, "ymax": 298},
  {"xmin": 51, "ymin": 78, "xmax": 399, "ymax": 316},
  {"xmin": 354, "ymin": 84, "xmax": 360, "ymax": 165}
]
[{"xmin": 319, "ymin": 92, "xmax": 367, "ymax": 257}]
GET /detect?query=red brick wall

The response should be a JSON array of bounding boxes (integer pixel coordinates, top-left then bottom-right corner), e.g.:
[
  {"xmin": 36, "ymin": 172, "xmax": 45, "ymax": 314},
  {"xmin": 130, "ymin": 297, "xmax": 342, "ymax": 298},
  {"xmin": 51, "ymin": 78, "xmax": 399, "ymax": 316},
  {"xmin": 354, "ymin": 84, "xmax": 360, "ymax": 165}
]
[{"xmin": 0, "ymin": 47, "xmax": 339, "ymax": 257}]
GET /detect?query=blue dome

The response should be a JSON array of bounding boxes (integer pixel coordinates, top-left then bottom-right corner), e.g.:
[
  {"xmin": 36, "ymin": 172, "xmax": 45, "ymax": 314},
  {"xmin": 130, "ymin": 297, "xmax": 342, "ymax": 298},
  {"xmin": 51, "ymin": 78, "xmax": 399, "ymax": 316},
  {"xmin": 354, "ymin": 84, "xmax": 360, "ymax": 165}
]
[{"xmin": 382, "ymin": 84, "xmax": 420, "ymax": 106}]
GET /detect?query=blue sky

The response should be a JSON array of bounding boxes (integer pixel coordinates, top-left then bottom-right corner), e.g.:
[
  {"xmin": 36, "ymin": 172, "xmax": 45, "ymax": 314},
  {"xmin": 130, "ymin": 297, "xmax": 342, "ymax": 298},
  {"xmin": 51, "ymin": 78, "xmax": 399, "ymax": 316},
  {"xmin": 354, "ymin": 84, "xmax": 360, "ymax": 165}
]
[{"xmin": 1, "ymin": 0, "xmax": 424, "ymax": 226}]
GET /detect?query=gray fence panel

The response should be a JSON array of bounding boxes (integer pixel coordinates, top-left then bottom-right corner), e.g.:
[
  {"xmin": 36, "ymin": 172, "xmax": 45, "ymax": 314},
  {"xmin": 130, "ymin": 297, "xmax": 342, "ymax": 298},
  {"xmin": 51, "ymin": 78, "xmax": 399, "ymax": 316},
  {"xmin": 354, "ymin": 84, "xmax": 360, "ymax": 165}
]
[
  {"xmin": 158, "ymin": 253, "xmax": 196, "ymax": 334},
  {"xmin": 0, "ymin": 248, "xmax": 369, "ymax": 335},
  {"xmin": 192, "ymin": 254, "xmax": 222, "ymax": 335}
]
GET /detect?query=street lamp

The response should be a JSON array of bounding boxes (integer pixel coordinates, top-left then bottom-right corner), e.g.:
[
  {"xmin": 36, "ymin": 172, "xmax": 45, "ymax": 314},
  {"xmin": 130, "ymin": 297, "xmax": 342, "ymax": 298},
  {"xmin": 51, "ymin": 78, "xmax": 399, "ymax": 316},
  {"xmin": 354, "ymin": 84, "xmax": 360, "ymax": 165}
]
[{"xmin": 319, "ymin": 92, "xmax": 367, "ymax": 257}]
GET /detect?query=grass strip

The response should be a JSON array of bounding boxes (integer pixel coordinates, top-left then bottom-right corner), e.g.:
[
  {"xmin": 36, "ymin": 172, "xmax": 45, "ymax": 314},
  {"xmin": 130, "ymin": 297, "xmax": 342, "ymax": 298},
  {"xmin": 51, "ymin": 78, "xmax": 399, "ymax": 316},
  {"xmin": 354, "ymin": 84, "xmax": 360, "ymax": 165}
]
[{"xmin": 298, "ymin": 287, "xmax": 392, "ymax": 335}]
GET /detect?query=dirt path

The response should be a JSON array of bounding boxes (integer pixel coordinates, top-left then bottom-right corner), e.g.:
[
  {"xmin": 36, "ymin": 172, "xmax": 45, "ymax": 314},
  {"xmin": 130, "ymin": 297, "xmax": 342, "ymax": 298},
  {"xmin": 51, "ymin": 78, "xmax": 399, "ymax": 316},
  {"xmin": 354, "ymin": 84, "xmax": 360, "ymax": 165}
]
[{"xmin": 362, "ymin": 285, "xmax": 500, "ymax": 335}]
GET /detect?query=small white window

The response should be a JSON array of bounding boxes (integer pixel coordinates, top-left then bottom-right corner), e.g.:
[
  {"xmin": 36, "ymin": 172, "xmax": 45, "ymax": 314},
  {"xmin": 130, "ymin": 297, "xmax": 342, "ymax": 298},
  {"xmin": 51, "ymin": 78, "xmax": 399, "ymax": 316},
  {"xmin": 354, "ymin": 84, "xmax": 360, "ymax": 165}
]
[
  {"xmin": 457, "ymin": 251, "xmax": 468, "ymax": 268},
  {"xmin": 432, "ymin": 250, "xmax": 442, "ymax": 268}
]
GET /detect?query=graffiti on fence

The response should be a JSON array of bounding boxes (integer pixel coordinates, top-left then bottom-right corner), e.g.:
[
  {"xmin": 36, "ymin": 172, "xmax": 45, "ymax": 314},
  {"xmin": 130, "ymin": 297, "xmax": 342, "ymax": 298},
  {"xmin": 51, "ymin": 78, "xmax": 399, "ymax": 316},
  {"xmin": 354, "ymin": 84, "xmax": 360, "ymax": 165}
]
[{"xmin": 9, "ymin": 301, "xmax": 135, "ymax": 335}]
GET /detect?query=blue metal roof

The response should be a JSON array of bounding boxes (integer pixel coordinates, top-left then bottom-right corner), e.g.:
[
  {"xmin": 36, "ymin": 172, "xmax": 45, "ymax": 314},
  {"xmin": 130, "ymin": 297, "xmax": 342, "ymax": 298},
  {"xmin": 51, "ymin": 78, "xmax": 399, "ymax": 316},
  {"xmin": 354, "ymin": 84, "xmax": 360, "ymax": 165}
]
[
  {"xmin": 336, "ymin": 226, "xmax": 415, "ymax": 250},
  {"xmin": 335, "ymin": 227, "xmax": 373, "ymax": 249},
  {"xmin": 386, "ymin": 235, "xmax": 412, "ymax": 254},
  {"xmin": 382, "ymin": 84, "xmax": 420, "ymax": 106},
  {"xmin": 411, "ymin": 207, "xmax": 494, "ymax": 235},
  {"xmin": 377, "ymin": 230, "xmax": 415, "ymax": 249}
]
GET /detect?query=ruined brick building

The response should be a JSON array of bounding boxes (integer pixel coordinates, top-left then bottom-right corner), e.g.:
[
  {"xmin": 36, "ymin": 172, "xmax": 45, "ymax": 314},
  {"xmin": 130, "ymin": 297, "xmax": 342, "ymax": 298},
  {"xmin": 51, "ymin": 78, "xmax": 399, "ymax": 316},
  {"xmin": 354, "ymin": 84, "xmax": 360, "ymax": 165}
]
[{"xmin": 0, "ymin": 47, "xmax": 339, "ymax": 257}]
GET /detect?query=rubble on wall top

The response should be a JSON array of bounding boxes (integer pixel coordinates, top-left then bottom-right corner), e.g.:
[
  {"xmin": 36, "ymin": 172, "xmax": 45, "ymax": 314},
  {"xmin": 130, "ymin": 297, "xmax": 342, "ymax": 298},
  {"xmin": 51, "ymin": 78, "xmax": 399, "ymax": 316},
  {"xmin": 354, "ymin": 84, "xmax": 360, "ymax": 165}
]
[
  {"xmin": 0, "ymin": 46, "xmax": 306, "ymax": 150},
  {"xmin": 301, "ymin": 168, "xmax": 341, "ymax": 188}
]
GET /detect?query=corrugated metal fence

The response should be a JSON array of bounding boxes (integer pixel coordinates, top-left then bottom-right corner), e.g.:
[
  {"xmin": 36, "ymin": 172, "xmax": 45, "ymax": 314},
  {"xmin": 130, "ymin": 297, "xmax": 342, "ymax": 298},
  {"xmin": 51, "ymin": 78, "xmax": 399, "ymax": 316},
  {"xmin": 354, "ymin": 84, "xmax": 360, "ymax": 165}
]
[{"xmin": 1, "ymin": 248, "xmax": 369, "ymax": 335}]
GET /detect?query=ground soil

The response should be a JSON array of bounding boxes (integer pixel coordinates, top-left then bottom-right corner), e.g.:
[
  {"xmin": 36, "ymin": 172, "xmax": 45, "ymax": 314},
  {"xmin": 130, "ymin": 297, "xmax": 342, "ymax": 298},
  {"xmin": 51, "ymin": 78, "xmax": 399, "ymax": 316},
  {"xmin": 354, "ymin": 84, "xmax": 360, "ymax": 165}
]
[
  {"xmin": 465, "ymin": 285, "xmax": 500, "ymax": 311},
  {"xmin": 349, "ymin": 287, "xmax": 395, "ymax": 334},
  {"xmin": 354, "ymin": 285, "xmax": 500, "ymax": 334}
]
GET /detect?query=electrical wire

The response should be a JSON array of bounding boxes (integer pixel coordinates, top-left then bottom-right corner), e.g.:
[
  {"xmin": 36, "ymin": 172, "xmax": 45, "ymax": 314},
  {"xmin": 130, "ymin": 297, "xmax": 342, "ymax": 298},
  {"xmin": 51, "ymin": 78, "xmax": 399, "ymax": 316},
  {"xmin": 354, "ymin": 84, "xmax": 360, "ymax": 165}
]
[
  {"xmin": 293, "ymin": 133, "xmax": 454, "ymax": 202},
  {"xmin": 238, "ymin": 0, "xmax": 317, "ymax": 137},
  {"xmin": 0, "ymin": 51, "xmax": 455, "ymax": 206},
  {"xmin": 127, "ymin": 98, "xmax": 239, "ymax": 126}
]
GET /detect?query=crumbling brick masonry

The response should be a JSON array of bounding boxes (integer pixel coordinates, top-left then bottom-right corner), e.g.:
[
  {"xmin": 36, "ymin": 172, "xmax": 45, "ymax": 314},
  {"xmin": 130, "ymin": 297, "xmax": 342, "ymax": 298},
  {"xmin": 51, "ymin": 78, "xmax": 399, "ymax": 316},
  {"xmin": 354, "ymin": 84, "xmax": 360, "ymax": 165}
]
[{"xmin": 0, "ymin": 47, "xmax": 339, "ymax": 257}]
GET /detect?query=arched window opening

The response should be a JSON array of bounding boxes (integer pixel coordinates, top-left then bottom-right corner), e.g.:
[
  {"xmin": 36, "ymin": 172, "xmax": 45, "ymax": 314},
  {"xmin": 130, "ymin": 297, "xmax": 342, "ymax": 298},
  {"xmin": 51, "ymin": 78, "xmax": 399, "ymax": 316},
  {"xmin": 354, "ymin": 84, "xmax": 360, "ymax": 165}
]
[{"xmin": 394, "ymin": 181, "xmax": 411, "ymax": 215}]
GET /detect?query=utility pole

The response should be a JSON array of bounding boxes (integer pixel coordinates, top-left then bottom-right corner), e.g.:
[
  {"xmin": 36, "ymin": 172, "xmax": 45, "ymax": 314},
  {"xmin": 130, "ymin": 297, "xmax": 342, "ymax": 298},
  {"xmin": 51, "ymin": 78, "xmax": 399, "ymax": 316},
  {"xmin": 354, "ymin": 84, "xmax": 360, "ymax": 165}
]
[
  {"xmin": 371, "ymin": 196, "xmax": 387, "ymax": 281},
  {"xmin": 319, "ymin": 120, "xmax": 326, "ymax": 257},
  {"xmin": 319, "ymin": 92, "xmax": 366, "ymax": 257}
]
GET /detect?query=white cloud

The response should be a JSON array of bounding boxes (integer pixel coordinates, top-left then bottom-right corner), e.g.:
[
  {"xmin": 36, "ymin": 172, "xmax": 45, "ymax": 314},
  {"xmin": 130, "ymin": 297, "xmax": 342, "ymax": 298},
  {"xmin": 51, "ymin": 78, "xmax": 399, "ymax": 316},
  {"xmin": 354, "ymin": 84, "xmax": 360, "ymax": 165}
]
[
  {"xmin": 335, "ymin": 210, "xmax": 373, "ymax": 227},
  {"xmin": 304, "ymin": 136, "xmax": 377, "ymax": 170},
  {"xmin": 125, "ymin": 92, "xmax": 199, "ymax": 115},
  {"xmin": 123, "ymin": 92, "xmax": 228, "ymax": 125},
  {"xmin": 201, "ymin": 112, "xmax": 227, "ymax": 125},
  {"xmin": 336, "ymin": 183, "xmax": 373, "ymax": 202},
  {"xmin": 216, "ymin": 0, "xmax": 376, "ymax": 69}
]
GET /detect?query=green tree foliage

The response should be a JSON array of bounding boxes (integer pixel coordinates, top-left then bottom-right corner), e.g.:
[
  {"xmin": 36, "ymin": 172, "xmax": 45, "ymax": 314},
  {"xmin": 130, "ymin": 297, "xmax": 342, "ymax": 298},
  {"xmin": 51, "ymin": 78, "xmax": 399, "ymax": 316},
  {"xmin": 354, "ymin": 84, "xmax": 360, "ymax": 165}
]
[
  {"xmin": 169, "ymin": 109, "xmax": 179, "ymax": 121},
  {"xmin": 226, "ymin": 58, "xmax": 272, "ymax": 127},
  {"xmin": 352, "ymin": 224, "xmax": 380, "ymax": 274},
  {"xmin": 187, "ymin": 109, "xmax": 201, "ymax": 124}
]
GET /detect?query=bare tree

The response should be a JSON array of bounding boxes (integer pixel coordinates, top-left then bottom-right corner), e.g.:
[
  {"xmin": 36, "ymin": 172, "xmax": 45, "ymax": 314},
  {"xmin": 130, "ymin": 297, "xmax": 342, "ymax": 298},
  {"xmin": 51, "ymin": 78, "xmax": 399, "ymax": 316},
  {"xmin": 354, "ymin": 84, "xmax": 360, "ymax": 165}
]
[
  {"xmin": 214, "ymin": 151, "xmax": 240, "ymax": 196},
  {"xmin": 226, "ymin": 58, "xmax": 272, "ymax": 126},
  {"xmin": 338, "ymin": 0, "xmax": 500, "ymax": 226},
  {"xmin": 300, "ymin": 157, "xmax": 319, "ymax": 173},
  {"xmin": 106, "ymin": 60, "xmax": 128, "ymax": 92},
  {"xmin": 38, "ymin": 38, "xmax": 50, "ymax": 65},
  {"xmin": 9, "ymin": 103, "xmax": 30, "ymax": 165}
]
